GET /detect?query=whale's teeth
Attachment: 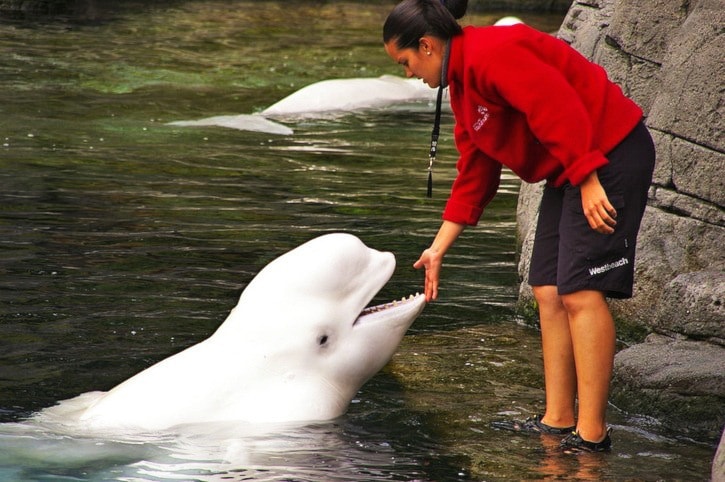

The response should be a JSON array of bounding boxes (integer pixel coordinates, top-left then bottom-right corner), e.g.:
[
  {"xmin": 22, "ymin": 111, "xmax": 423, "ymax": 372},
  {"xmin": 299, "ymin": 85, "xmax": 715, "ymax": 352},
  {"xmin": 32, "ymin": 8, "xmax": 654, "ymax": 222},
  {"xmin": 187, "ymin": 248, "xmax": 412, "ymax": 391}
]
[{"xmin": 359, "ymin": 294, "xmax": 421, "ymax": 319}]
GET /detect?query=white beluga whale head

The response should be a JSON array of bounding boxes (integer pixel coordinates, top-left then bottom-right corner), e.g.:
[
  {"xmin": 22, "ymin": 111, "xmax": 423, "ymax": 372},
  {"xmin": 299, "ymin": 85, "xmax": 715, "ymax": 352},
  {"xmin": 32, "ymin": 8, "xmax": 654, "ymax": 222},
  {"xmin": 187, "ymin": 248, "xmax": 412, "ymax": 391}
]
[{"xmin": 36, "ymin": 233, "xmax": 425, "ymax": 433}]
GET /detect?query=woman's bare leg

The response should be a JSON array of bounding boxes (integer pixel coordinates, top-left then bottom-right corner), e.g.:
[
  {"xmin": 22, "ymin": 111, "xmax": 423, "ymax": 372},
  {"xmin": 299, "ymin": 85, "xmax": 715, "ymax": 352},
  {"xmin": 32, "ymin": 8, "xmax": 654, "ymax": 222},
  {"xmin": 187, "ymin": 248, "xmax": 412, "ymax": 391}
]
[
  {"xmin": 561, "ymin": 289, "xmax": 615, "ymax": 442},
  {"xmin": 533, "ymin": 285, "xmax": 577, "ymax": 429}
]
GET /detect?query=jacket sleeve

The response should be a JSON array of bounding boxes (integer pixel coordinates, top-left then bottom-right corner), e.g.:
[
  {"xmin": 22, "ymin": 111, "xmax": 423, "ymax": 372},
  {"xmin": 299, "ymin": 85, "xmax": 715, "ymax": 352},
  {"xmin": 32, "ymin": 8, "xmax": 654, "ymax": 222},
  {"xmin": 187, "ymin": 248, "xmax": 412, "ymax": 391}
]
[
  {"xmin": 443, "ymin": 120, "xmax": 502, "ymax": 226},
  {"xmin": 485, "ymin": 39, "xmax": 609, "ymax": 186}
]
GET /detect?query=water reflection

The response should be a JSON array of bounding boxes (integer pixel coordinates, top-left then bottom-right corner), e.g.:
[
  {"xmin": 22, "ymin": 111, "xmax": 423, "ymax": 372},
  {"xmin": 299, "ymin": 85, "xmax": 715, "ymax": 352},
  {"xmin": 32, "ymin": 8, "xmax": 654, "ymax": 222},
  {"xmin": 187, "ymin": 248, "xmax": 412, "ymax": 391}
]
[{"xmin": 0, "ymin": 2, "xmax": 716, "ymax": 480}]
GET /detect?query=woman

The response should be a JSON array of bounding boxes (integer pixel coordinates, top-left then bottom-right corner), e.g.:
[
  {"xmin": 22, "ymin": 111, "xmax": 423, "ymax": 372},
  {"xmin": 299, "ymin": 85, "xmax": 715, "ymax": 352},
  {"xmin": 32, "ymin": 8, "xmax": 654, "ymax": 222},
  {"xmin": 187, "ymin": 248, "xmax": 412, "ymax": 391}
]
[{"xmin": 383, "ymin": 0, "xmax": 655, "ymax": 453}]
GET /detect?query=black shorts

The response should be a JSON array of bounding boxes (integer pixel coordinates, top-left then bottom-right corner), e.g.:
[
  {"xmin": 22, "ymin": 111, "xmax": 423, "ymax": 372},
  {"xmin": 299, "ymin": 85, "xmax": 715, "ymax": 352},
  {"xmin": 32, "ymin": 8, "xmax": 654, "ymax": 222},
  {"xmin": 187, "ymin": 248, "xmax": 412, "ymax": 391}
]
[{"xmin": 528, "ymin": 121, "xmax": 656, "ymax": 299}]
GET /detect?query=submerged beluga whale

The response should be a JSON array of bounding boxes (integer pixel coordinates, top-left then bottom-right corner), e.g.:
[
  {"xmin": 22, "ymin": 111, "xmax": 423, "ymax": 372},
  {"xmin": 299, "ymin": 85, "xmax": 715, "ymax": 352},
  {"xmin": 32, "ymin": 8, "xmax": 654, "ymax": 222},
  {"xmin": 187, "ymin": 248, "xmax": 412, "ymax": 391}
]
[
  {"xmin": 32, "ymin": 233, "xmax": 425, "ymax": 433},
  {"xmin": 168, "ymin": 75, "xmax": 442, "ymax": 135}
]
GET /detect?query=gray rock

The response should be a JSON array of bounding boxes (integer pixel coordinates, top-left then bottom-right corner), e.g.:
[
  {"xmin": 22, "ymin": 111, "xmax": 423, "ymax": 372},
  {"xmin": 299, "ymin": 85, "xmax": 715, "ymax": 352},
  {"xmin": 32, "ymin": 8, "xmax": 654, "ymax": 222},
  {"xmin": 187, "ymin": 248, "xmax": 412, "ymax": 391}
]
[
  {"xmin": 558, "ymin": 0, "xmax": 614, "ymax": 59},
  {"xmin": 646, "ymin": 0, "xmax": 725, "ymax": 153},
  {"xmin": 607, "ymin": 0, "xmax": 691, "ymax": 64},
  {"xmin": 714, "ymin": 429, "xmax": 725, "ymax": 482},
  {"xmin": 515, "ymin": 182, "xmax": 543, "ymax": 311},
  {"xmin": 655, "ymin": 271, "xmax": 725, "ymax": 342},
  {"xmin": 612, "ymin": 334, "xmax": 725, "ymax": 439}
]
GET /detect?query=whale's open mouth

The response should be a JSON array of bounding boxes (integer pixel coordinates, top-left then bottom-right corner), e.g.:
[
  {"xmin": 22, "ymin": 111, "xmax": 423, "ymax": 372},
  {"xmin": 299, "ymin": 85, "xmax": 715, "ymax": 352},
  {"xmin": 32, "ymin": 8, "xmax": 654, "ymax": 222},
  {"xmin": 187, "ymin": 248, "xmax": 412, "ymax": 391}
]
[{"xmin": 353, "ymin": 293, "xmax": 425, "ymax": 326}]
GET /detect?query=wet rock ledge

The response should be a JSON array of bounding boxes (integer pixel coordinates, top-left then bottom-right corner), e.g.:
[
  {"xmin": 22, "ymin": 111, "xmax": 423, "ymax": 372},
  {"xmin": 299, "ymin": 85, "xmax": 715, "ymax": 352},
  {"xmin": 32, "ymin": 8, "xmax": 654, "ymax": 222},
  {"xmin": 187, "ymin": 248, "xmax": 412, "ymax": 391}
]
[{"xmin": 515, "ymin": 0, "xmax": 725, "ymax": 464}]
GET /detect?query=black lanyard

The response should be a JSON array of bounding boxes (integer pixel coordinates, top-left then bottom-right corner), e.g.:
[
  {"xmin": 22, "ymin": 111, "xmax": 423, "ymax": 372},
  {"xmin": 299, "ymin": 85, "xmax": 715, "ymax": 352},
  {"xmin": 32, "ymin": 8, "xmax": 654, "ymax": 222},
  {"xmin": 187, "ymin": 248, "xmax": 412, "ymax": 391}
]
[
  {"xmin": 427, "ymin": 85, "xmax": 443, "ymax": 198},
  {"xmin": 426, "ymin": 41, "xmax": 450, "ymax": 198}
]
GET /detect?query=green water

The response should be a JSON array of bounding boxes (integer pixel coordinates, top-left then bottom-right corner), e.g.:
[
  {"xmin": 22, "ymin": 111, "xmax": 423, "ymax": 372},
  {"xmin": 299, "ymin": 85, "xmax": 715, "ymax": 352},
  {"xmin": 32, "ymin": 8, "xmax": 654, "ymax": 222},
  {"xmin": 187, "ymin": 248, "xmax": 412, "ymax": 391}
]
[{"xmin": 0, "ymin": 1, "xmax": 716, "ymax": 480}]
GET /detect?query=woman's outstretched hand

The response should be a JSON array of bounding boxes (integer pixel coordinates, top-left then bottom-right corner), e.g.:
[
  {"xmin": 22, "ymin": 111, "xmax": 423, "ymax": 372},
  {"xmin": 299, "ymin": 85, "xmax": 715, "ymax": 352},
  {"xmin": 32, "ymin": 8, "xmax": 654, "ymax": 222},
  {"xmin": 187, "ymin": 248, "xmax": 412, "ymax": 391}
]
[
  {"xmin": 413, "ymin": 247, "xmax": 443, "ymax": 302},
  {"xmin": 413, "ymin": 220, "xmax": 466, "ymax": 302}
]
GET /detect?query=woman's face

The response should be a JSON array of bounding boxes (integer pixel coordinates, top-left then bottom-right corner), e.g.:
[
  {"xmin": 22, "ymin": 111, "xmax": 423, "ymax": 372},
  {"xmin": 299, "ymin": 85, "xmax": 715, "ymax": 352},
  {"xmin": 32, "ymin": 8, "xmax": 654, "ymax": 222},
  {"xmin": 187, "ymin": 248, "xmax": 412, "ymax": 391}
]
[{"xmin": 384, "ymin": 36, "xmax": 443, "ymax": 88}]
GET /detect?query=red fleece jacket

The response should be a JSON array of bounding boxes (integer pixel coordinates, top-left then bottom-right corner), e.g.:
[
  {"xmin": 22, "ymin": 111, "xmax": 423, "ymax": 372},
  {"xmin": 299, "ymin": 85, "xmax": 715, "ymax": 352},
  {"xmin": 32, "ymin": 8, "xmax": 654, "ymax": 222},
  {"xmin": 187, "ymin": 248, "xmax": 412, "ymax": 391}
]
[{"xmin": 442, "ymin": 25, "xmax": 643, "ymax": 226}]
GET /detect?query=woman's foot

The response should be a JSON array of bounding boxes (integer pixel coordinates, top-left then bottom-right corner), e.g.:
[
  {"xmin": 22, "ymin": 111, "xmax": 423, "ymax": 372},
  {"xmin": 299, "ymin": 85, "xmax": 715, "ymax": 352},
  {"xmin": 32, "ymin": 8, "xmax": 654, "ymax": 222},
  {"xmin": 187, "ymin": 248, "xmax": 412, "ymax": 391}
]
[
  {"xmin": 560, "ymin": 428, "xmax": 612, "ymax": 453},
  {"xmin": 490, "ymin": 414, "xmax": 576, "ymax": 435}
]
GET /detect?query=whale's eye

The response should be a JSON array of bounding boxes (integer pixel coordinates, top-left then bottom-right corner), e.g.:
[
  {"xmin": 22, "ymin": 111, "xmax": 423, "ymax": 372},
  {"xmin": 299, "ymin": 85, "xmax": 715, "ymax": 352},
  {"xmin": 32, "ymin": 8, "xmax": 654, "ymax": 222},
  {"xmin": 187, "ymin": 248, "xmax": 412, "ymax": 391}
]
[{"xmin": 318, "ymin": 335, "xmax": 329, "ymax": 346}]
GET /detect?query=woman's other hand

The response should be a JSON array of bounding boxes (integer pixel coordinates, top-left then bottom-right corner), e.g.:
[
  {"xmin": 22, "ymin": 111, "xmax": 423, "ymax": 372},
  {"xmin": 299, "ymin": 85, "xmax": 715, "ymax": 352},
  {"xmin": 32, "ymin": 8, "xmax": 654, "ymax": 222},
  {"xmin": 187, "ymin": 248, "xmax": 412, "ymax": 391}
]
[{"xmin": 580, "ymin": 171, "xmax": 617, "ymax": 234}]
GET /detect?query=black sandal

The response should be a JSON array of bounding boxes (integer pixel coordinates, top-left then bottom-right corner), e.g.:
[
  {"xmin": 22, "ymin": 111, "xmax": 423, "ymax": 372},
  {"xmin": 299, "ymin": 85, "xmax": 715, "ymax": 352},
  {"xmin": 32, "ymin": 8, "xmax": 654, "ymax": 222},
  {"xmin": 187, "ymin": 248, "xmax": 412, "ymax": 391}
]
[
  {"xmin": 490, "ymin": 414, "xmax": 575, "ymax": 435},
  {"xmin": 560, "ymin": 428, "xmax": 612, "ymax": 453}
]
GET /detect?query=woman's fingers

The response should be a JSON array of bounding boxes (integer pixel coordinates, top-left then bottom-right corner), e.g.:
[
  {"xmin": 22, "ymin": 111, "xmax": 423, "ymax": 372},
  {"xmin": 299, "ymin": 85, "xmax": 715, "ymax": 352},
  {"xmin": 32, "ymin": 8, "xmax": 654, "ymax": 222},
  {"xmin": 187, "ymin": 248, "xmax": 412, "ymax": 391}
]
[
  {"xmin": 587, "ymin": 205, "xmax": 616, "ymax": 234},
  {"xmin": 426, "ymin": 268, "xmax": 439, "ymax": 301}
]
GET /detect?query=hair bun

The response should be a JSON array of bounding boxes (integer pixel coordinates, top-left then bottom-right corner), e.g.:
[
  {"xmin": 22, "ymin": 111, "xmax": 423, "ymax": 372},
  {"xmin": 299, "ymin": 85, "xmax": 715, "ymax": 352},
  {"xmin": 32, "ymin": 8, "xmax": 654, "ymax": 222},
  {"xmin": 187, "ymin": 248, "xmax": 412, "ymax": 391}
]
[{"xmin": 445, "ymin": 0, "xmax": 468, "ymax": 20}]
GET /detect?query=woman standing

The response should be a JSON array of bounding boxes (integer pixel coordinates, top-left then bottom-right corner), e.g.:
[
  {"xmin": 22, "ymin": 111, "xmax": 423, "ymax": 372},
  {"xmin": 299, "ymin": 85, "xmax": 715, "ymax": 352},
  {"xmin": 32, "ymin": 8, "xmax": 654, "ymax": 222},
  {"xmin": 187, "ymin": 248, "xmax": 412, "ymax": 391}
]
[{"xmin": 383, "ymin": 0, "xmax": 655, "ymax": 453}]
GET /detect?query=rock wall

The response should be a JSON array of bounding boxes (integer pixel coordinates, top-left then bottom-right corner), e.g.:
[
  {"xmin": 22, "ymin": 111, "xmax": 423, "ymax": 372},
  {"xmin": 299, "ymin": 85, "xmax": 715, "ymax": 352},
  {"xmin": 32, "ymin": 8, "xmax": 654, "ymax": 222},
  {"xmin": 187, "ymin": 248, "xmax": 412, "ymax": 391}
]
[{"xmin": 516, "ymin": 0, "xmax": 724, "ymax": 443}]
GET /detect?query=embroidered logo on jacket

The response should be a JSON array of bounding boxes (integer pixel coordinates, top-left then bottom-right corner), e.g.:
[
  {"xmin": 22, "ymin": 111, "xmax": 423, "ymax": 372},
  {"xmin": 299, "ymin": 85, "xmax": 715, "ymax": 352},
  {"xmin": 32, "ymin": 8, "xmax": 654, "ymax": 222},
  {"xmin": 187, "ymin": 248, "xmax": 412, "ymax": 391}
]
[{"xmin": 473, "ymin": 105, "xmax": 490, "ymax": 131}]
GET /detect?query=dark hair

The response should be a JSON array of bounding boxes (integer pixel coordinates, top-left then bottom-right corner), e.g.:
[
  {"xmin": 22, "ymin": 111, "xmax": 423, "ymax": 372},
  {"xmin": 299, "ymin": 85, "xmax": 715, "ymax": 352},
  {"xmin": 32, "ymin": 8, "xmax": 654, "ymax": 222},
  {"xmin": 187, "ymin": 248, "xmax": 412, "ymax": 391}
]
[{"xmin": 383, "ymin": 0, "xmax": 468, "ymax": 49}]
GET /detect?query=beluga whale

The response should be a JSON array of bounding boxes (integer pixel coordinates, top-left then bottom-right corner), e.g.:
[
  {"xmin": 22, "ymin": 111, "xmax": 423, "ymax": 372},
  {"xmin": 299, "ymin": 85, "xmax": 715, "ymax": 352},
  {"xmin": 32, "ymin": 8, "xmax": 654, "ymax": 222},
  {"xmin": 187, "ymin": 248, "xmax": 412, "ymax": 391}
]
[
  {"xmin": 167, "ymin": 75, "xmax": 442, "ymax": 135},
  {"xmin": 259, "ymin": 75, "xmax": 438, "ymax": 117},
  {"xmin": 32, "ymin": 233, "xmax": 425, "ymax": 434}
]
